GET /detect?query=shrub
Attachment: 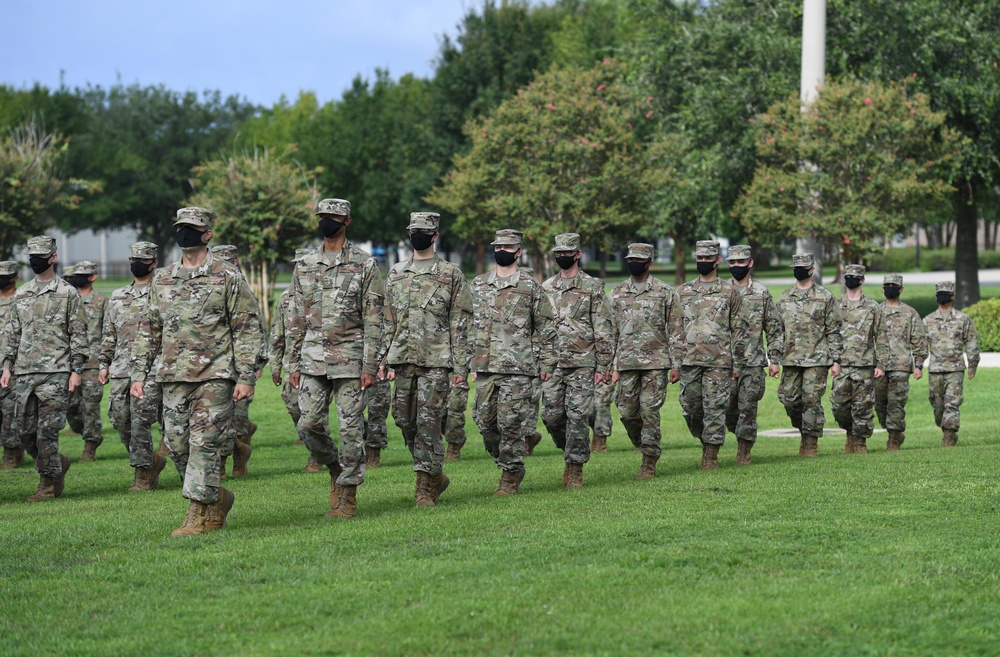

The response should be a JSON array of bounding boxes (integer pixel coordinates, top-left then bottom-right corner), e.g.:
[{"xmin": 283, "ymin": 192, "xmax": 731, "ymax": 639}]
[{"xmin": 964, "ymin": 298, "xmax": 1000, "ymax": 351}]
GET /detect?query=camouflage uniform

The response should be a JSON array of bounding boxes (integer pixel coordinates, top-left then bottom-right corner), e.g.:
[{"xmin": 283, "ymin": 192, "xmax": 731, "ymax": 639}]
[
  {"xmin": 379, "ymin": 212, "xmax": 472, "ymax": 483},
  {"xmin": 470, "ymin": 229, "xmax": 557, "ymax": 488},
  {"xmin": 267, "ymin": 248, "xmax": 311, "ymax": 444},
  {"xmin": 589, "ymin": 272, "xmax": 616, "ymax": 451},
  {"xmin": 1, "ymin": 236, "xmax": 88, "ymax": 490},
  {"xmin": 675, "ymin": 241, "xmax": 747, "ymax": 462},
  {"xmin": 541, "ymin": 234, "xmax": 616, "ymax": 472},
  {"xmin": 776, "ymin": 253, "xmax": 842, "ymax": 455},
  {"xmin": 101, "ymin": 243, "xmax": 163, "ymax": 470},
  {"xmin": 611, "ymin": 243, "xmax": 681, "ymax": 472},
  {"xmin": 0, "ymin": 262, "xmax": 20, "ymax": 459},
  {"xmin": 364, "ymin": 379, "xmax": 391, "ymax": 450},
  {"xmin": 442, "ymin": 378, "xmax": 470, "ymax": 459},
  {"xmin": 66, "ymin": 261, "xmax": 108, "ymax": 454},
  {"xmin": 288, "ymin": 213, "xmax": 385, "ymax": 492},
  {"xmin": 830, "ymin": 265, "xmax": 888, "ymax": 451},
  {"xmin": 924, "ymin": 281, "xmax": 979, "ymax": 443},
  {"xmin": 131, "ymin": 209, "xmax": 262, "ymax": 506},
  {"xmin": 875, "ymin": 274, "xmax": 928, "ymax": 446}
]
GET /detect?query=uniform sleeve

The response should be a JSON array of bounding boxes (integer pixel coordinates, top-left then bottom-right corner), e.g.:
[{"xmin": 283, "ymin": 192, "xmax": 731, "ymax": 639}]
[
  {"xmin": 67, "ymin": 291, "xmax": 89, "ymax": 370},
  {"xmin": 872, "ymin": 304, "xmax": 890, "ymax": 371},
  {"xmin": 591, "ymin": 287, "xmax": 617, "ymax": 372},
  {"xmin": 670, "ymin": 289, "xmax": 687, "ymax": 368},
  {"xmin": 361, "ymin": 259, "xmax": 386, "ymax": 377},
  {"xmin": 286, "ymin": 266, "xmax": 306, "ymax": 373},
  {"xmin": 376, "ymin": 273, "xmax": 397, "ymax": 369},
  {"xmin": 964, "ymin": 314, "xmax": 980, "ymax": 374},
  {"xmin": 533, "ymin": 284, "xmax": 558, "ymax": 376},
  {"xmin": 1, "ymin": 305, "xmax": 21, "ymax": 371},
  {"xmin": 267, "ymin": 296, "xmax": 286, "ymax": 375},
  {"xmin": 131, "ymin": 284, "xmax": 162, "ymax": 383},
  {"xmin": 911, "ymin": 308, "xmax": 928, "ymax": 368},
  {"xmin": 825, "ymin": 294, "xmax": 843, "ymax": 363},
  {"xmin": 763, "ymin": 290, "xmax": 785, "ymax": 365},
  {"xmin": 227, "ymin": 271, "xmax": 263, "ymax": 386},
  {"xmin": 448, "ymin": 270, "xmax": 473, "ymax": 378},
  {"xmin": 98, "ymin": 297, "xmax": 117, "ymax": 372}
]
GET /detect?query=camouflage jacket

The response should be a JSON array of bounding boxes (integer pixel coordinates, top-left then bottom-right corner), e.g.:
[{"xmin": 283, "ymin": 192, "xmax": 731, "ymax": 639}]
[
  {"xmin": 288, "ymin": 241, "xmax": 384, "ymax": 379},
  {"xmin": 541, "ymin": 271, "xmax": 616, "ymax": 371},
  {"xmin": 611, "ymin": 275, "xmax": 681, "ymax": 371},
  {"xmin": 777, "ymin": 283, "xmax": 842, "ymax": 367},
  {"xmin": 924, "ymin": 308, "xmax": 980, "ymax": 374},
  {"xmin": 380, "ymin": 255, "xmax": 471, "ymax": 376},
  {"xmin": 224, "ymin": 262, "xmax": 268, "ymax": 370},
  {"xmin": 79, "ymin": 290, "xmax": 109, "ymax": 370},
  {"xmin": 730, "ymin": 278, "xmax": 784, "ymax": 368},
  {"xmin": 879, "ymin": 301, "xmax": 928, "ymax": 372},
  {"xmin": 837, "ymin": 292, "xmax": 889, "ymax": 369},
  {"xmin": 470, "ymin": 268, "xmax": 557, "ymax": 376},
  {"xmin": 1, "ymin": 276, "xmax": 88, "ymax": 375},
  {"xmin": 267, "ymin": 286, "xmax": 295, "ymax": 376},
  {"xmin": 99, "ymin": 282, "xmax": 151, "ymax": 379},
  {"xmin": 130, "ymin": 250, "xmax": 262, "ymax": 385},
  {"xmin": 674, "ymin": 278, "xmax": 747, "ymax": 371}
]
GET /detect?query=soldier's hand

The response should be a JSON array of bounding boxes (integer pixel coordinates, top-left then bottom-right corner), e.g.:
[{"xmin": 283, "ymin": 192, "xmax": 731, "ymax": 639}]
[
  {"xmin": 451, "ymin": 374, "xmax": 465, "ymax": 387},
  {"xmin": 611, "ymin": 371, "xmax": 620, "ymax": 384},
  {"xmin": 0, "ymin": 369, "xmax": 9, "ymax": 389},
  {"xmin": 669, "ymin": 369, "xmax": 681, "ymax": 384},
  {"xmin": 130, "ymin": 381, "xmax": 145, "ymax": 399},
  {"xmin": 768, "ymin": 363, "xmax": 780, "ymax": 378},
  {"xmin": 255, "ymin": 369, "xmax": 263, "ymax": 381},
  {"xmin": 68, "ymin": 372, "xmax": 82, "ymax": 393},
  {"xmin": 233, "ymin": 384, "xmax": 254, "ymax": 401},
  {"xmin": 271, "ymin": 370, "xmax": 282, "ymax": 386},
  {"xmin": 874, "ymin": 368, "xmax": 885, "ymax": 379},
  {"xmin": 290, "ymin": 371, "xmax": 301, "ymax": 390},
  {"xmin": 731, "ymin": 370, "xmax": 740, "ymax": 380},
  {"xmin": 831, "ymin": 363, "xmax": 841, "ymax": 377},
  {"xmin": 968, "ymin": 370, "xmax": 976, "ymax": 381},
  {"xmin": 594, "ymin": 372, "xmax": 605, "ymax": 385},
  {"xmin": 540, "ymin": 372, "xmax": 551, "ymax": 382},
  {"xmin": 386, "ymin": 369, "xmax": 395, "ymax": 382},
  {"xmin": 98, "ymin": 369, "xmax": 109, "ymax": 385},
  {"xmin": 470, "ymin": 372, "xmax": 477, "ymax": 382},
  {"xmin": 913, "ymin": 368, "xmax": 923, "ymax": 381},
  {"xmin": 361, "ymin": 373, "xmax": 376, "ymax": 390}
]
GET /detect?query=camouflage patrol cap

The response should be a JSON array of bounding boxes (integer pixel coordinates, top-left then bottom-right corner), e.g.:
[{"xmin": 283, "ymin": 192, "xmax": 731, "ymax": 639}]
[
  {"xmin": 130, "ymin": 241, "xmax": 158, "ymax": 260},
  {"xmin": 844, "ymin": 264, "xmax": 866, "ymax": 277},
  {"xmin": 74, "ymin": 260, "xmax": 98, "ymax": 275},
  {"xmin": 293, "ymin": 247, "xmax": 311, "ymax": 263},
  {"xmin": 883, "ymin": 273, "xmax": 903, "ymax": 286},
  {"xmin": 491, "ymin": 229, "xmax": 522, "ymax": 247},
  {"xmin": 27, "ymin": 235, "xmax": 56, "ymax": 256},
  {"xmin": 0, "ymin": 261, "xmax": 17, "ymax": 276},
  {"xmin": 212, "ymin": 245, "xmax": 239, "ymax": 265},
  {"xmin": 407, "ymin": 212, "xmax": 440, "ymax": 232},
  {"xmin": 727, "ymin": 245, "xmax": 752, "ymax": 261},
  {"xmin": 694, "ymin": 240, "xmax": 721, "ymax": 257},
  {"xmin": 551, "ymin": 233, "xmax": 581, "ymax": 252},
  {"xmin": 790, "ymin": 253, "xmax": 814, "ymax": 268},
  {"xmin": 625, "ymin": 243, "xmax": 654, "ymax": 260},
  {"xmin": 316, "ymin": 198, "xmax": 351, "ymax": 217},
  {"xmin": 63, "ymin": 265, "xmax": 76, "ymax": 277},
  {"xmin": 935, "ymin": 281, "xmax": 955, "ymax": 293},
  {"xmin": 174, "ymin": 207, "xmax": 214, "ymax": 230}
]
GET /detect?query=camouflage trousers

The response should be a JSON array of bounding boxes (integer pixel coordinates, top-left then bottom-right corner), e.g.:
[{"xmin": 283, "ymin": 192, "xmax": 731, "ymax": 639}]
[
  {"xmin": 0, "ymin": 379, "xmax": 17, "ymax": 449},
  {"xmin": 875, "ymin": 371, "xmax": 911, "ymax": 432},
  {"xmin": 391, "ymin": 365, "xmax": 450, "ymax": 475},
  {"xmin": 161, "ymin": 379, "xmax": 234, "ymax": 505},
  {"xmin": 14, "ymin": 372, "xmax": 70, "ymax": 478},
  {"xmin": 928, "ymin": 371, "xmax": 964, "ymax": 431},
  {"xmin": 679, "ymin": 366, "xmax": 732, "ymax": 446},
  {"xmin": 726, "ymin": 367, "xmax": 766, "ymax": 443},
  {"xmin": 778, "ymin": 366, "xmax": 829, "ymax": 439},
  {"xmin": 221, "ymin": 397, "xmax": 253, "ymax": 458},
  {"xmin": 590, "ymin": 379, "xmax": 616, "ymax": 438},
  {"xmin": 66, "ymin": 368, "xmax": 104, "ymax": 444},
  {"xmin": 441, "ymin": 377, "xmax": 469, "ymax": 446},
  {"xmin": 616, "ymin": 369, "xmax": 668, "ymax": 457},
  {"xmin": 830, "ymin": 366, "xmax": 876, "ymax": 439},
  {"xmin": 280, "ymin": 378, "xmax": 303, "ymax": 440},
  {"xmin": 524, "ymin": 377, "xmax": 542, "ymax": 439},
  {"xmin": 475, "ymin": 373, "xmax": 532, "ymax": 473},
  {"xmin": 109, "ymin": 378, "xmax": 162, "ymax": 468},
  {"xmin": 297, "ymin": 374, "xmax": 366, "ymax": 486},
  {"xmin": 541, "ymin": 366, "xmax": 595, "ymax": 465},
  {"xmin": 364, "ymin": 379, "xmax": 391, "ymax": 449}
]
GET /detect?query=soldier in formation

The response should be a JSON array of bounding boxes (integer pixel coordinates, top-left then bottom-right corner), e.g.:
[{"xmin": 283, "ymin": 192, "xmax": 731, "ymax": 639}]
[
  {"xmin": 0, "ymin": 261, "xmax": 21, "ymax": 469},
  {"xmin": 924, "ymin": 281, "xmax": 979, "ymax": 446},
  {"xmin": 65, "ymin": 260, "xmax": 109, "ymax": 462},
  {"xmin": 268, "ymin": 248, "xmax": 311, "ymax": 459}
]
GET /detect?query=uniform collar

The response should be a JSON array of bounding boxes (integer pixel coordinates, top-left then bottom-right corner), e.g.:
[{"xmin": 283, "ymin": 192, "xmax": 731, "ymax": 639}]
[
  {"xmin": 170, "ymin": 248, "xmax": 216, "ymax": 279},
  {"xmin": 402, "ymin": 255, "xmax": 441, "ymax": 274},
  {"xmin": 487, "ymin": 268, "xmax": 521, "ymax": 288}
]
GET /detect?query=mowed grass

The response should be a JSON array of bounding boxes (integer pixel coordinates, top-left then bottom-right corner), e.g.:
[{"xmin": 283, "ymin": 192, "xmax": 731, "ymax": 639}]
[{"xmin": 1, "ymin": 369, "xmax": 999, "ymax": 656}]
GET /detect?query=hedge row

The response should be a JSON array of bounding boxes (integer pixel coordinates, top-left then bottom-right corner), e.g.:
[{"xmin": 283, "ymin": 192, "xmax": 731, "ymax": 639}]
[
  {"xmin": 963, "ymin": 298, "xmax": 1000, "ymax": 352},
  {"xmin": 867, "ymin": 247, "xmax": 1000, "ymax": 272}
]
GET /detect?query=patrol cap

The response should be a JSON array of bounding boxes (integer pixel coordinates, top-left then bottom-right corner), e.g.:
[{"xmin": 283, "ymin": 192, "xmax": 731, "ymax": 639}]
[
  {"xmin": 407, "ymin": 212, "xmax": 440, "ymax": 232},
  {"xmin": 844, "ymin": 264, "xmax": 866, "ymax": 277},
  {"xmin": 935, "ymin": 281, "xmax": 955, "ymax": 293},
  {"xmin": 552, "ymin": 233, "xmax": 581, "ymax": 252},
  {"xmin": 491, "ymin": 229, "xmax": 522, "ymax": 248},
  {"xmin": 63, "ymin": 265, "xmax": 77, "ymax": 277},
  {"xmin": 27, "ymin": 235, "xmax": 56, "ymax": 256},
  {"xmin": 790, "ymin": 253, "xmax": 814, "ymax": 268},
  {"xmin": 316, "ymin": 198, "xmax": 351, "ymax": 217},
  {"xmin": 293, "ymin": 247, "xmax": 311, "ymax": 263},
  {"xmin": 727, "ymin": 245, "xmax": 752, "ymax": 261},
  {"xmin": 0, "ymin": 261, "xmax": 17, "ymax": 276},
  {"xmin": 883, "ymin": 273, "xmax": 903, "ymax": 286},
  {"xmin": 626, "ymin": 243, "xmax": 654, "ymax": 260},
  {"xmin": 74, "ymin": 261, "xmax": 98, "ymax": 276},
  {"xmin": 212, "ymin": 245, "xmax": 239, "ymax": 265},
  {"xmin": 130, "ymin": 241, "xmax": 158, "ymax": 260},
  {"xmin": 174, "ymin": 207, "xmax": 214, "ymax": 230},
  {"xmin": 694, "ymin": 240, "xmax": 721, "ymax": 257}
]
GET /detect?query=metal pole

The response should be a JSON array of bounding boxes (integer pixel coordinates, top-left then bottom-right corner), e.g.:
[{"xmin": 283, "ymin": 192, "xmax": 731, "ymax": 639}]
[{"xmin": 798, "ymin": 0, "xmax": 826, "ymax": 282}]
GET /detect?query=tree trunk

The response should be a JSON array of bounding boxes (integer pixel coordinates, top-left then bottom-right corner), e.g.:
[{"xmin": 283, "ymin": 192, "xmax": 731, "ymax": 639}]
[
  {"xmin": 475, "ymin": 240, "xmax": 486, "ymax": 275},
  {"xmin": 598, "ymin": 247, "xmax": 608, "ymax": 278},
  {"xmin": 945, "ymin": 221, "xmax": 956, "ymax": 248},
  {"xmin": 954, "ymin": 180, "xmax": 981, "ymax": 309},
  {"xmin": 928, "ymin": 224, "xmax": 942, "ymax": 250},
  {"xmin": 673, "ymin": 237, "xmax": 686, "ymax": 286}
]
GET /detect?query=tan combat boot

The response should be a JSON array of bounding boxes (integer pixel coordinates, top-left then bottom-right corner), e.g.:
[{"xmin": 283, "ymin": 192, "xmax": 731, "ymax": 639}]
[
  {"xmin": 801, "ymin": 435, "xmax": 819, "ymax": 457},
  {"xmin": 156, "ymin": 437, "xmax": 169, "ymax": 457},
  {"xmin": 243, "ymin": 421, "xmax": 257, "ymax": 447},
  {"xmin": 128, "ymin": 466, "xmax": 149, "ymax": 492},
  {"xmin": 327, "ymin": 485, "xmax": 357, "ymax": 518},
  {"xmin": 561, "ymin": 462, "xmax": 572, "ymax": 487},
  {"xmin": 843, "ymin": 434, "xmax": 856, "ymax": 454},
  {"xmin": 415, "ymin": 472, "xmax": 433, "ymax": 506},
  {"xmin": 566, "ymin": 463, "xmax": 584, "ymax": 489},
  {"xmin": 171, "ymin": 500, "xmax": 209, "ymax": 537},
  {"xmin": 231, "ymin": 440, "xmax": 252, "ymax": 477},
  {"xmin": 736, "ymin": 439, "xmax": 753, "ymax": 465},
  {"xmin": 365, "ymin": 447, "xmax": 381, "ymax": 468},
  {"xmin": 80, "ymin": 441, "xmax": 98, "ymax": 462},
  {"xmin": 855, "ymin": 437, "xmax": 868, "ymax": 454},
  {"xmin": 427, "ymin": 473, "xmax": 450, "ymax": 504},
  {"xmin": 701, "ymin": 444, "xmax": 720, "ymax": 470},
  {"xmin": 445, "ymin": 444, "xmax": 461, "ymax": 461},
  {"xmin": 149, "ymin": 453, "xmax": 166, "ymax": 489},
  {"xmin": 494, "ymin": 470, "xmax": 517, "ymax": 496},
  {"xmin": 591, "ymin": 435, "xmax": 608, "ymax": 453},
  {"xmin": 328, "ymin": 461, "xmax": 344, "ymax": 510},
  {"xmin": 1, "ymin": 447, "xmax": 24, "ymax": 469},
  {"xmin": 637, "ymin": 453, "xmax": 657, "ymax": 480},
  {"xmin": 942, "ymin": 430, "xmax": 958, "ymax": 447},
  {"xmin": 52, "ymin": 454, "xmax": 71, "ymax": 498},
  {"xmin": 204, "ymin": 488, "xmax": 235, "ymax": 531},
  {"xmin": 302, "ymin": 455, "xmax": 322, "ymax": 473},
  {"xmin": 26, "ymin": 476, "xmax": 55, "ymax": 502},
  {"xmin": 526, "ymin": 431, "xmax": 542, "ymax": 455}
]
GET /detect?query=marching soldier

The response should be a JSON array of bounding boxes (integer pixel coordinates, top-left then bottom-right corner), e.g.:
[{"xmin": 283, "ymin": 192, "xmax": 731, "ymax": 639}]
[
  {"xmin": 268, "ymin": 248, "xmax": 311, "ymax": 459},
  {"xmin": 0, "ymin": 261, "xmax": 21, "ymax": 469},
  {"xmin": 924, "ymin": 281, "xmax": 979, "ymax": 446},
  {"xmin": 65, "ymin": 260, "xmax": 109, "ymax": 461}
]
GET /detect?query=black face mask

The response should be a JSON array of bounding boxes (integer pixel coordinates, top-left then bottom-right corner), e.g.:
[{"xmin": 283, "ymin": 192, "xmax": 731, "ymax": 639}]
[
  {"xmin": 936, "ymin": 293, "xmax": 954, "ymax": 306},
  {"xmin": 29, "ymin": 256, "xmax": 52, "ymax": 275},
  {"xmin": 319, "ymin": 217, "xmax": 345, "ymax": 238},
  {"xmin": 627, "ymin": 261, "xmax": 649, "ymax": 277},
  {"xmin": 696, "ymin": 261, "xmax": 716, "ymax": 276},
  {"xmin": 409, "ymin": 232, "xmax": 434, "ymax": 251},
  {"xmin": 883, "ymin": 286, "xmax": 901, "ymax": 300},
  {"xmin": 844, "ymin": 276, "xmax": 862, "ymax": 289},
  {"xmin": 0, "ymin": 275, "xmax": 15, "ymax": 290},
  {"xmin": 793, "ymin": 267, "xmax": 812, "ymax": 281},
  {"xmin": 176, "ymin": 226, "xmax": 206, "ymax": 249},
  {"xmin": 555, "ymin": 254, "xmax": 577, "ymax": 270},
  {"xmin": 494, "ymin": 250, "xmax": 518, "ymax": 267},
  {"xmin": 69, "ymin": 274, "xmax": 91, "ymax": 288},
  {"xmin": 729, "ymin": 265, "xmax": 750, "ymax": 281},
  {"xmin": 131, "ymin": 261, "xmax": 154, "ymax": 278}
]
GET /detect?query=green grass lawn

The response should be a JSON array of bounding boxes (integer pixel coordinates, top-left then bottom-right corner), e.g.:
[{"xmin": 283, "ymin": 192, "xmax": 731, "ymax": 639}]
[{"xmin": 1, "ymin": 368, "xmax": 998, "ymax": 656}]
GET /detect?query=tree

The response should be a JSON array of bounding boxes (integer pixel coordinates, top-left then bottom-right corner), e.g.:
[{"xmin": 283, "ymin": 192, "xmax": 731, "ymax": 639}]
[
  {"xmin": 187, "ymin": 148, "xmax": 317, "ymax": 325},
  {"xmin": 735, "ymin": 77, "xmax": 962, "ymax": 268}
]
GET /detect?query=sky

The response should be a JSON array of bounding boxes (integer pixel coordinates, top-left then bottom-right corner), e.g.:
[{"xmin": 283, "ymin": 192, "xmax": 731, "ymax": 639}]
[{"xmin": 0, "ymin": 0, "xmax": 478, "ymax": 107}]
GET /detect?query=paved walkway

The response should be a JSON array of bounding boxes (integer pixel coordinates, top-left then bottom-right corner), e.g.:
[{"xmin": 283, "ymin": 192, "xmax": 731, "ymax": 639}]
[{"xmin": 757, "ymin": 268, "xmax": 1000, "ymax": 287}]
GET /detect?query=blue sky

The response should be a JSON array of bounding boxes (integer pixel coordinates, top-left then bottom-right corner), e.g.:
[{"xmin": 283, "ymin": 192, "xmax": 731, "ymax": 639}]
[{"xmin": 1, "ymin": 0, "xmax": 477, "ymax": 106}]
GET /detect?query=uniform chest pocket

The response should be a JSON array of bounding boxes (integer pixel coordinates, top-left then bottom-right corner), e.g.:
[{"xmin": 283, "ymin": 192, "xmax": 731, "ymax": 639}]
[
  {"xmin": 42, "ymin": 293, "xmax": 69, "ymax": 324},
  {"xmin": 501, "ymin": 289, "xmax": 531, "ymax": 323},
  {"xmin": 803, "ymin": 300, "xmax": 826, "ymax": 323},
  {"xmin": 565, "ymin": 290, "xmax": 590, "ymax": 320},
  {"xmin": 183, "ymin": 278, "xmax": 227, "ymax": 326},
  {"xmin": 329, "ymin": 267, "xmax": 363, "ymax": 314},
  {"xmin": 420, "ymin": 276, "xmax": 453, "ymax": 317}
]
